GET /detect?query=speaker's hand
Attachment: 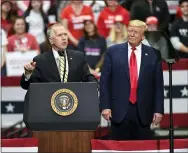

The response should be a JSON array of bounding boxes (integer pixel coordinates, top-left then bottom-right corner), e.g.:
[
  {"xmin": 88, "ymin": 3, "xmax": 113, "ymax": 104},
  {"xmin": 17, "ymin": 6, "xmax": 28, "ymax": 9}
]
[{"xmin": 24, "ymin": 61, "xmax": 36, "ymax": 75}]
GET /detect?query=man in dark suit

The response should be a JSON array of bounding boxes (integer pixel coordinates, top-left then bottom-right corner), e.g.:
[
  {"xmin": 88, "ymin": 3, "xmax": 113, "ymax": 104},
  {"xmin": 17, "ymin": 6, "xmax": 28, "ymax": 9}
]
[
  {"xmin": 20, "ymin": 23, "xmax": 96, "ymax": 90},
  {"xmin": 100, "ymin": 20, "xmax": 164, "ymax": 140}
]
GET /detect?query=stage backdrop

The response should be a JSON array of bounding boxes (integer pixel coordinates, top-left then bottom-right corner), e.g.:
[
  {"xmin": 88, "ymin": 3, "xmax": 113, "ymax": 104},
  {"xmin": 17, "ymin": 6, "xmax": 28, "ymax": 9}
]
[{"xmin": 1, "ymin": 60, "xmax": 188, "ymax": 128}]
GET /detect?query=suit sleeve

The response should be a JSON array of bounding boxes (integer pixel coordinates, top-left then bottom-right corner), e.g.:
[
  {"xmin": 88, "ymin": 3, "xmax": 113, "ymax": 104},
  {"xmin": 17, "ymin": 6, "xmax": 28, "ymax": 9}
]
[
  {"xmin": 82, "ymin": 56, "xmax": 97, "ymax": 82},
  {"xmin": 154, "ymin": 58, "xmax": 164, "ymax": 114},
  {"xmin": 20, "ymin": 58, "xmax": 41, "ymax": 90},
  {"xmin": 99, "ymin": 48, "xmax": 112, "ymax": 111}
]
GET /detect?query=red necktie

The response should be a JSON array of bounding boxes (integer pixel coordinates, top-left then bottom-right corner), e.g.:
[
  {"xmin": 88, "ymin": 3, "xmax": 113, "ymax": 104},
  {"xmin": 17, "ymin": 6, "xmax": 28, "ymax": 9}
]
[{"xmin": 129, "ymin": 47, "xmax": 138, "ymax": 104}]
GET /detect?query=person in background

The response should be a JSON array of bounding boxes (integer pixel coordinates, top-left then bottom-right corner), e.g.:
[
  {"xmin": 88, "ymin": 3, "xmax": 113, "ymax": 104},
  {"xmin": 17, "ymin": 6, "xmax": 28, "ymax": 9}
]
[
  {"xmin": 176, "ymin": 6, "xmax": 182, "ymax": 18},
  {"xmin": 47, "ymin": 0, "xmax": 58, "ymax": 24},
  {"xmin": 39, "ymin": 38, "xmax": 51, "ymax": 54},
  {"xmin": 1, "ymin": 0, "xmax": 15, "ymax": 36},
  {"xmin": 84, "ymin": 0, "xmax": 106, "ymax": 23},
  {"xmin": 130, "ymin": 0, "xmax": 170, "ymax": 34},
  {"xmin": 60, "ymin": 0, "xmax": 94, "ymax": 49},
  {"xmin": 142, "ymin": 16, "xmax": 168, "ymax": 59},
  {"xmin": 8, "ymin": 16, "xmax": 40, "ymax": 54},
  {"xmin": 16, "ymin": 0, "xmax": 51, "ymax": 15},
  {"xmin": 106, "ymin": 15, "xmax": 128, "ymax": 47},
  {"xmin": 100, "ymin": 20, "xmax": 164, "ymax": 140},
  {"xmin": 77, "ymin": 18, "xmax": 107, "ymax": 74},
  {"xmin": 24, "ymin": 0, "xmax": 48, "ymax": 44},
  {"xmin": 1, "ymin": 29, "xmax": 8, "ymax": 76},
  {"xmin": 170, "ymin": 0, "xmax": 188, "ymax": 58},
  {"xmin": 58, "ymin": 1, "xmax": 70, "ymax": 11},
  {"xmin": 121, "ymin": 0, "xmax": 139, "ymax": 11},
  {"xmin": 97, "ymin": 0, "xmax": 130, "ymax": 38},
  {"xmin": 39, "ymin": 23, "xmax": 56, "ymax": 54}
]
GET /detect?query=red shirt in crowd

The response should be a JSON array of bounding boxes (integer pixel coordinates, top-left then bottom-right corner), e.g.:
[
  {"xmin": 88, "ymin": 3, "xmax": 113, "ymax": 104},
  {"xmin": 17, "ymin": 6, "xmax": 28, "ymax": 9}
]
[
  {"xmin": 8, "ymin": 33, "xmax": 39, "ymax": 52},
  {"xmin": 61, "ymin": 4, "xmax": 94, "ymax": 41},
  {"xmin": 1, "ymin": 18, "xmax": 13, "ymax": 37},
  {"xmin": 97, "ymin": 5, "xmax": 130, "ymax": 38}
]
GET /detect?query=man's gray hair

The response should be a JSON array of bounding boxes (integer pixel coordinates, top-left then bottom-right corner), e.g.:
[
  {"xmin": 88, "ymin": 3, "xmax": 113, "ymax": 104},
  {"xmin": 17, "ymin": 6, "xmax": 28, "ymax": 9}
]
[{"xmin": 47, "ymin": 23, "xmax": 64, "ymax": 38}]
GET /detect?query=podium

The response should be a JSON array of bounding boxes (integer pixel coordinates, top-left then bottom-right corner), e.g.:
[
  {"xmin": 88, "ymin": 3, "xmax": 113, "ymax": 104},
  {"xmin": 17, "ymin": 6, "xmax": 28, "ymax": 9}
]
[{"xmin": 23, "ymin": 82, "xmax": 100, "ymax": 152}]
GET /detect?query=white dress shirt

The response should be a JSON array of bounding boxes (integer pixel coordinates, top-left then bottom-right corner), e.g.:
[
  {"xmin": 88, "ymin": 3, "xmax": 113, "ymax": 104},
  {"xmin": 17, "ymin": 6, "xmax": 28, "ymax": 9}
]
[
  {"xmin": 128, "ymin": 43, "xmax": 142, "ymax": 77},
  {"xmin": 52, "ymin": 48, "xmax": 60, "ymax": 70}
]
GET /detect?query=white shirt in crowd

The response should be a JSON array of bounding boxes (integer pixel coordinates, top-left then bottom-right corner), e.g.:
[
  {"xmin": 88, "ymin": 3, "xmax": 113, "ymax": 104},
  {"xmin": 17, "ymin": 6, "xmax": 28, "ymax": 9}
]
[
  {"xmin": 26, "ymin": 10, "xmax": 46, "ymax": 44},
  {"xmin": 16, "ymin": 1, "xmax": 50, "ymax": 14}
]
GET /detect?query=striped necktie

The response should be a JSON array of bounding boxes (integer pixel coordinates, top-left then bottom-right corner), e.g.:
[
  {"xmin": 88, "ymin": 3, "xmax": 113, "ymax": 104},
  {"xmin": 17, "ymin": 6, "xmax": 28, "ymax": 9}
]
[{"xmin": 58, "ymin": 51, "xmax": 68, "ymax": 82}]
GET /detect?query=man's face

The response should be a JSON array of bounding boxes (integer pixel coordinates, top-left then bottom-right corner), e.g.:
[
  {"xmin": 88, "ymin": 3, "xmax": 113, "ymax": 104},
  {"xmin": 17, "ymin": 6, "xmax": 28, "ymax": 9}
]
[
  {"xmin": 127, "ymin": 25, "xmax": 144, "ymax": 46},
  {"xmin": 147, "ymin": 24, "xmax": 157, "ymax": 31},
  {"xmin": 50, "ymin": 26, "xmax": 68, "ymax": 50},
  {"xmin": 180, "ymin": 2, "xmax": 188, "ymax": 16}
]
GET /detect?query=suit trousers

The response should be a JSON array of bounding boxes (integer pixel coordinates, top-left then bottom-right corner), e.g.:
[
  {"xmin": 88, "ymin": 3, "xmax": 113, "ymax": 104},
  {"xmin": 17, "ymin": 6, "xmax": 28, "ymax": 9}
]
[{"xmin": 110, "ymin": 102, "xmax": 153, "ymax": 140}]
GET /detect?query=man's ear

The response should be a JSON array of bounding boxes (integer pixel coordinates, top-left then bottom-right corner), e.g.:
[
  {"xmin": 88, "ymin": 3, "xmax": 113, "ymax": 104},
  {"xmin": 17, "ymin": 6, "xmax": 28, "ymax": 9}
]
[
  {"xmin": 142, "ymin": 35, "xmax": 145, "ymax": 41},
  {"xmin": 49, "ymin": 37, "xmax": 53, "ymax": 44}
]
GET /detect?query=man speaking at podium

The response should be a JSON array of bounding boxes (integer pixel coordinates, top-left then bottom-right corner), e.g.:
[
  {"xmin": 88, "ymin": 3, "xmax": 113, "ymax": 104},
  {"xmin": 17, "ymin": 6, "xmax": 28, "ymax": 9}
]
[
  {"xmin": 100, "ymin": 20, "xmax": 164, "ymax": 140},
  {"xmin": 20, "ymin": 23, "xmax": 96, "ymax": 90}
]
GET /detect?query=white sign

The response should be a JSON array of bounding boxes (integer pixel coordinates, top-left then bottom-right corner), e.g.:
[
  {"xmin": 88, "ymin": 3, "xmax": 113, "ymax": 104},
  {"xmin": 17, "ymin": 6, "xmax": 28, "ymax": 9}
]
[{"xmin": 6, "ymin": 51, "xmax": 38, "ymax": 76}]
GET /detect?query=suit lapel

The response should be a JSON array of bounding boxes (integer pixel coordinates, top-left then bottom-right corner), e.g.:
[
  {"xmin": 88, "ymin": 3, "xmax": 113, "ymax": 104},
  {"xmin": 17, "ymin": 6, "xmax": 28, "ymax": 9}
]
[
  {"xmin": 47, "ymin": 51, "xmax": 61, "ymax": 81},
  {"xmin": 138, "ymin": 44, "xmax": 149, "ymax": 88},
  {"xmin": 66, "ymin": 50, "xmax": 73, "ymax": 82},
  {"xmin": 121, "ymin": 42, "xmax": 130, "ymax": 83}
]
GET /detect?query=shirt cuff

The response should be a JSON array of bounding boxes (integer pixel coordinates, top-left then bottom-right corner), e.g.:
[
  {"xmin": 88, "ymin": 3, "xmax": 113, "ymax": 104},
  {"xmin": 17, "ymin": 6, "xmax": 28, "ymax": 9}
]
[{"xmin": 24, "ymin": 73, "xmax": 31, "ymax": 81}]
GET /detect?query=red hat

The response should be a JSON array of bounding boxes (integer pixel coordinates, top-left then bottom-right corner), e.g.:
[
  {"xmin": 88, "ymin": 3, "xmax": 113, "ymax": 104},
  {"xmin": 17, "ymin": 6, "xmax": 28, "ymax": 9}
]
[{"xmin": 146, "ymin": 16, "xmax": 158, "ymax": 25}]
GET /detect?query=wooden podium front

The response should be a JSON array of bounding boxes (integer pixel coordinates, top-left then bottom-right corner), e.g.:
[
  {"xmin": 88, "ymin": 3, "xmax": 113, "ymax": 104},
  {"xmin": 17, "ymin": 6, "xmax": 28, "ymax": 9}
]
[{"xmin": 33, "ymin": 131, "xmax": 95, "ymax": 152}]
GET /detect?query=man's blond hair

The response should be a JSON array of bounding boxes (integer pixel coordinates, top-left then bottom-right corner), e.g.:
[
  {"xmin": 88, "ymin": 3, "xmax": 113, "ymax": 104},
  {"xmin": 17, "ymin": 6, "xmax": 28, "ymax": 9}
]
[
  {"xmin": 128, "ymin": 20, "xmax": 147, "ymax": 31},
  {"xmin": 47, "ymin": 23, "xmax": 65, "ymax": 38}
]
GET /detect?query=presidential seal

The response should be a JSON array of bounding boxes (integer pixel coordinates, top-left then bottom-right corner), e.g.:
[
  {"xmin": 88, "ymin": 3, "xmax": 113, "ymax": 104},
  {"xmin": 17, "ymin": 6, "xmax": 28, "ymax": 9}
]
[{"xmin": 51, "ymin": 89, "xmax": 78, "ymax": 116}]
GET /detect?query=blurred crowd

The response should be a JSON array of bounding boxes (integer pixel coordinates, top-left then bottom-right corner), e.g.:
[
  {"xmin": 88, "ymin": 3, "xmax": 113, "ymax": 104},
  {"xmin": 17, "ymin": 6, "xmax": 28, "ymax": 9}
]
[{"xmin": 1, "ymin": 0, "xmax": 188, "ymax": 76}]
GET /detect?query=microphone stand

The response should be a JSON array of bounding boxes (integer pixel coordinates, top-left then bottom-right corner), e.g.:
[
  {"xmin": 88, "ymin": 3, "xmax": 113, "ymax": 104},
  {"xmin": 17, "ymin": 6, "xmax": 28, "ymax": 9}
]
[
  {"xmin": 165, "ymin": 59, "xmax": 176, "ymax": 153},
  {"xmin": 144, "ymin": 30, "xmax": 179, "ymax": 153}
]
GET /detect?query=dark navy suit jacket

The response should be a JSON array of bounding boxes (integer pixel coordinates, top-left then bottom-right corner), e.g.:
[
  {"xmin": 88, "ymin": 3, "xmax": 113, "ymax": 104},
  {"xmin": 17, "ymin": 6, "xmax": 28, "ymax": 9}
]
[{"xmin": 99, "ymin": 42, "xmax": 164, "ymax": 125}]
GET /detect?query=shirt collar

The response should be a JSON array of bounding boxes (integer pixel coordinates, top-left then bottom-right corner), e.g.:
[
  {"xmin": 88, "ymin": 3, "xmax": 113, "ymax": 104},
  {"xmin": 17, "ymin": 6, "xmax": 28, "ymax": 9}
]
[
  {"xmin": 52, "ymin": 48, "xmax": 59, "ymax": 60},
  {"xmin": 128, "ymin": 42, "xmax": 142, "ymax": 51}
]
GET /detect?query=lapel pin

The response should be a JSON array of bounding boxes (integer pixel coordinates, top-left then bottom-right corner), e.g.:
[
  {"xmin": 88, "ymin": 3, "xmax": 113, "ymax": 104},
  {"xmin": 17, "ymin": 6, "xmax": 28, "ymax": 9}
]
[
  {"xmin": 145, "ymin": 53, "xmax": 148, "ymax": 56},
  {"xmin": 70, "ymin": 57, "xmax": 72, "ymax": 60}
]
